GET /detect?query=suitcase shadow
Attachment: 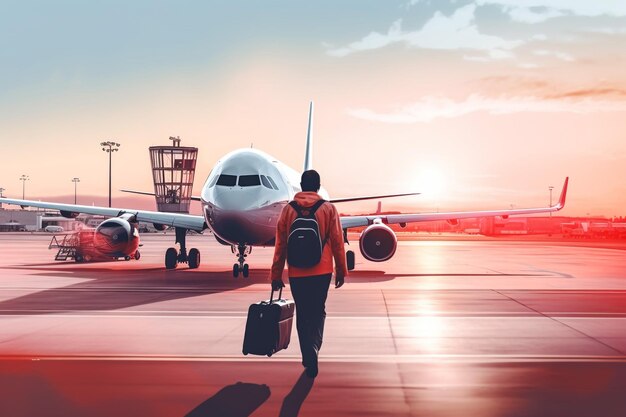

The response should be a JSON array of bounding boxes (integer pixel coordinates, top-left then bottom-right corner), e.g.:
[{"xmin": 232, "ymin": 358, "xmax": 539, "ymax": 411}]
[{"xmin": 185, "ymin": 382, "xmax": 271, "ymax": 417}]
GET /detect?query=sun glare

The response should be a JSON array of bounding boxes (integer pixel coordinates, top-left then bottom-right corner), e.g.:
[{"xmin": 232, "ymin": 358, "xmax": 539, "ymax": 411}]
[{"xmin": 415, "ymin": 167, "xmax": 448, "ymax": 200}]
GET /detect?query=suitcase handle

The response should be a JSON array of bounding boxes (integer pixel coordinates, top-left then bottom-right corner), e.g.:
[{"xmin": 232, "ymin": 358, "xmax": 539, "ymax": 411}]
[{"xmin": 270, "ymin": 287, "xmax": 283, "ymax": 304}]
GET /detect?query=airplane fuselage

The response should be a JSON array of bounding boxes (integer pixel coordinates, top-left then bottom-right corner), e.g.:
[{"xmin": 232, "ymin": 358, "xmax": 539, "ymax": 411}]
[{"xmin": 200, "ymin": 149, "xmax": 329, "ymax": 246}]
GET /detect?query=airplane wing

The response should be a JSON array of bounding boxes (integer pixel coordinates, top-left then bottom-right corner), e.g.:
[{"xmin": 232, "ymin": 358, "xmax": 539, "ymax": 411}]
[
  {"xmin": 340, "ymin": 177, "xmax": 569, "ymax": 229},
  {"xmin": 120, "ymin": 189, "xmax": 203, "ymax": 201},
  {"xmin": 0, "ymin": 198, "xmax": 207, "ymax": 231},
  {"xmin": 120, "ymin": 188, "xmax": 421, "ymax": 204},
  {"xmin": 331, "ymin": 192, "xmax": 420, "ymax": 204}
]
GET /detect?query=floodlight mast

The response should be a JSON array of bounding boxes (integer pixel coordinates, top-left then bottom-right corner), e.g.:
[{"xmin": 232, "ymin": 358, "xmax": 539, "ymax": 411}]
[
  {"xmin": 549, "ymin": 185, "xmax": 554, "ymax": 218},
  {"xmin": 100, "ymin": 141, "xmax": 120, "ymax": 208},
  {"xmin": 19, "ymin": 175, "xmax": 29, "ymax": 201},
  {"xmin": 72, "ymin": 177, "xmax": 81, "ymax": 205}
]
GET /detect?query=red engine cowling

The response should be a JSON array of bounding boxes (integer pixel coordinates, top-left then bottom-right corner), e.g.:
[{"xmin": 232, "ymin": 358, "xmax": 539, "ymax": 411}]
[
  {"xmin": 94, "ymin": 218, "xmax": 140, "ymax": 257},
  {"xmin": 359, "ymin": 222, "xmax": 397, "ymax": 262}
]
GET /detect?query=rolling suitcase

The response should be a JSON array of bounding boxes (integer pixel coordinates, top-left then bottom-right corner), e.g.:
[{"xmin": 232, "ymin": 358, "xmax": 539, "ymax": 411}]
[{"xmin": 242, "ymin": 288, "xmax": 295, "ymax": 357}]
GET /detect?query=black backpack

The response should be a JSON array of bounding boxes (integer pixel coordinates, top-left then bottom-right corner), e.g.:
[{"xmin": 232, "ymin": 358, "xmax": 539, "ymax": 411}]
[{"xmin": 287, "ymin": 199, "xmax": 327, "ymax": 268}]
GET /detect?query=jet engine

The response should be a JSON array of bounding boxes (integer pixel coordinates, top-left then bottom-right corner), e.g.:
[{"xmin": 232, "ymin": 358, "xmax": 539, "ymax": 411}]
[
  {"xmin": 153, "ymin": 223, "xmax": 167, "ymax": 231},
  {"xmin": 94, "ymin": 217, "xmax": 140, "ymax": 258},
  {"xmin": 60, "ymin": 210, "xmax": 80, "ymax": 219},
  {"xmin": 358, "ymin": 221, "xmax": 397, "ymax": 262}
]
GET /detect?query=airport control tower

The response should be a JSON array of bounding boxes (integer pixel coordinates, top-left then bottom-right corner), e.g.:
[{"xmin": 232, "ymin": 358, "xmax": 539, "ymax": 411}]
[{"xmin": 149, "ymin": 136, "xmax": 198, "ymax": 213}]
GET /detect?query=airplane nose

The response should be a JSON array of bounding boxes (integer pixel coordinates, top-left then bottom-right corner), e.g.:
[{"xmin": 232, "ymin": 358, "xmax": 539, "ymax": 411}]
[
  {"xmin": 207, "ymin": 205, "xmax": 260, "ymax": 244},
  {"xmin": 214, "ymin": 213, "xmax": 248, "ymax": 238},
  {"xmin": 212, "ymin": 187, "xmax": 270, "ymax": 211}
]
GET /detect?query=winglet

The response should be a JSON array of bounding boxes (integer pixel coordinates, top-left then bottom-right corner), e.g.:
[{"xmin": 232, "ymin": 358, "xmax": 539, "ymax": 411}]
[
  {"xmin": 304, "ymin": 101, "xmax": 314, "ymax": 172},
  {"xmin": 554, "ymin": 177, "xmax": 569, "ymax": 210}
]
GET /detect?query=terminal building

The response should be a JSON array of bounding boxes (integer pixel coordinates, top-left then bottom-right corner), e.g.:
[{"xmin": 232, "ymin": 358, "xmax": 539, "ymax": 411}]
[{"xmin": 0, "ymin": 209, "xmax": 81, "ymax": 232}]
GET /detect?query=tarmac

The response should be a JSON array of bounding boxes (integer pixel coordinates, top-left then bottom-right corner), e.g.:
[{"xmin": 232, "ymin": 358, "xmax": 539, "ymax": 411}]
[{"xmin": 1, "ymin": 233, "xmax": 626, "ymax": 417}]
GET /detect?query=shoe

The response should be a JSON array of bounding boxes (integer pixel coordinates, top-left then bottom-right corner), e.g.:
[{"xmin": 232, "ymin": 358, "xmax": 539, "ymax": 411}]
[
  {"xmin": 305, "ymin": 365, "xmax": 318, "ymax": 378},
  {"xmin": 302, "ymin": 355, "xmax": 317, "ymax": 369}
]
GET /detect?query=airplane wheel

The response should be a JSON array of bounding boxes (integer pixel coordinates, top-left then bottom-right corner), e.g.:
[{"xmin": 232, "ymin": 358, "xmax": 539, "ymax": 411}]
[
  {"xmin": 134, "ymin": 250, "xmax": 141, "ymax": 261},
  {"xmin": 165, "ymin": 247, "xmax": 178, "ymax": 269},
  {"xmin": 233, "ymin": 263, "xmax": 240, "ymax": 278},
  {"xmin": 75, "ymin": 254, "xmax": 83, "ymax": 263},
  {"xmin": 124, "ymin": 255, "xmax": 131, "ymax": 261},
  {"xmin": 242, "ymin": 263, "xmax": 249, "ymax": 278},
  {"xmin": 346, "ymin": 250, "xmax": 355, "ymax": 271},
  {"xmin": 189, "ymin": 248, "xmax": 200, "ymax": 269}
]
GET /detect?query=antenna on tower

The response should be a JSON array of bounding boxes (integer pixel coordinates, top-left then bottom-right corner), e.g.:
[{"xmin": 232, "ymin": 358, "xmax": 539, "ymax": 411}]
[{"xmin": 169, "ymin": 136, "xmax": 181, "ymax": 147}]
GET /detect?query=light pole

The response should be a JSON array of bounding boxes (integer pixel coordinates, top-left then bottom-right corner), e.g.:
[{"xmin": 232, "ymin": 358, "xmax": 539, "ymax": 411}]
[
  {"xmin": 19, "ymin": 175, "xmax": 29, "ymax": 200},
  {"xmin": 549, "ymin": 185, "xmax": 554, "ymax": 217},
  {"xmin": 0, "ymin": 187, "xmax": 4, "ymax": 209},
  {"xmin": 72, "ymin": 177, "xmax": 80, "ymax": 205},
  {"xmin": 100, "ymin": 141, "xmax": 120, "ymax": 207}
]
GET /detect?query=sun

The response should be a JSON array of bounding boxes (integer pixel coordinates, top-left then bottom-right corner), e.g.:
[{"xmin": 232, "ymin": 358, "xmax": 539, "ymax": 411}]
[{"xmin": 415, "ymin": 167, "xmax": 448, "ymax": 200}]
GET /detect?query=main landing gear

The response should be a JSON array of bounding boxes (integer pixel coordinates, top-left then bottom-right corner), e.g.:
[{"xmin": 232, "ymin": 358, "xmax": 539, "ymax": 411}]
[
  {"xmin": 165, "ymin": 227, "xmax": 201, "ymax": 270},
  {"xmin": 232, "ymin": 244, "xmax": 251, "ymax": 278},
  {"xmin": 346, "ymin": 250, "xmax": 355, "ymax": 271}
]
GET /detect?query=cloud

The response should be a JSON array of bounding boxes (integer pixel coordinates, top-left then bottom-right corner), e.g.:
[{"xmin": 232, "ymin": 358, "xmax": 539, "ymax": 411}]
[
  {"xmin": 327, "ymin": 19, "xmax": 404, "ymax": 57},
  {"xmin": 476, "ymin": 1, "xmax": 626, "ymax": 18},
  {"xmin": 327, "ymin": 4, "xmax": 522, "ymax": 59},
  {"xmin": 532, "ymin": 49, "xmax": 575, "ymax": 61},
  {"xmin": 544, "ymin": 87, "xmax": 626, "ymax": 99},
  {"xmin": 586, "ymin": 27, "xmax": 626, "ymax": 35},
  {"xmin": 348, "ymin": 92, "xmax": 626, "ymax": 123},
  {"xmin": 411, "ymin": 1, "xmax": 626, "ymax": 24},
  {"xmin": 505, "ymin": 6, "xmax": 566, "ymax": 23}
]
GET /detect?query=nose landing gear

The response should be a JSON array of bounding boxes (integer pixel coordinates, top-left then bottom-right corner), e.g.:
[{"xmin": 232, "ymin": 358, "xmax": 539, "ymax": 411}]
[
  {"xmin": 232, "ymin": 244, "xmax": 251, "ymax": 278},
  {"xmin": 164, "ymin": 227, "xmax": 201, "ymax": 270}
]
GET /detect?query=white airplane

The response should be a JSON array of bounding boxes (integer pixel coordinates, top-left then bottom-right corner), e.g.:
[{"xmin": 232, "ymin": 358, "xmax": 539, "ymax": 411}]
[{"xmin": 0, "ymin": 102, "xmax": 568, "ymax": 277}]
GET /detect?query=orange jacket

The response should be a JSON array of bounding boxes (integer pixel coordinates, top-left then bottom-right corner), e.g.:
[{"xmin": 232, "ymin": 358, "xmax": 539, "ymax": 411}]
[{"xmin": 270, "ymin": 191, "xmax": 348, "ymax": 280}]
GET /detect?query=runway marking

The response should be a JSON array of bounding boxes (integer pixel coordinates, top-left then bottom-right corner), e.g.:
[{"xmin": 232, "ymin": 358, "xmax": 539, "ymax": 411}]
[
  {"xmin": 3, "ymin": 354, "xmax": 626, "ymax": 364},
  {"xmin": 493, "ymin": 289, "xmax": 625, "ymax": 355},
  {"xmin": 381, "ymin": 289, "xmax": 411, "ymax": 410},
  {"xmin": 4, "ymin": 286, "xmax": 626, "ymax": 293},
  {"xmin": 2, "ymin": 311, "xmax": 626, "ymax": 318},
  {"xmin": 521, "ymin": 264, "xmax": 574, "ymax": 278},
  {"xmin": 0, "ymin": 310, "xmax": 626, "ymax": 316}
]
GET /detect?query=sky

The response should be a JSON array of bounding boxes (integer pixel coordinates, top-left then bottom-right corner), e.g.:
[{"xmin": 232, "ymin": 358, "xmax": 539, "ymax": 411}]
[{"xmin": 0, "ymin": 0, "xmax": 625, "ymax": 217}]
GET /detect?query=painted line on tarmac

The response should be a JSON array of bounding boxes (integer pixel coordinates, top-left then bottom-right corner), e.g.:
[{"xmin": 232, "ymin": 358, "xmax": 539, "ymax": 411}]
[
  {"xmin": 3, "ymin": 287, "xmax": 626, "ymax": 295},
  {"xmin": 4, "ymin": 311, "xmax": 626, "ymax": 318},
  {"xmin": 4, "ymin": 354, "xmax": 626, "ymax": 364}
]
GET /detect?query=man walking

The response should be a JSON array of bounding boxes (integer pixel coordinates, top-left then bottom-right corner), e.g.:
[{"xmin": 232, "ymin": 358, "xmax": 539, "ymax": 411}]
[{"xmin": 270, "ymin": 170, "xmax": 347, "ymax": 378}]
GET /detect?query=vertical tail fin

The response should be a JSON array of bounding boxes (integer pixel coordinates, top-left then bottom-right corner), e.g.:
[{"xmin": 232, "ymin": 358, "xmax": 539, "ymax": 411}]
[{"xmin": 304, "ymin": 101, "xmax": 314, "ymax": 172}]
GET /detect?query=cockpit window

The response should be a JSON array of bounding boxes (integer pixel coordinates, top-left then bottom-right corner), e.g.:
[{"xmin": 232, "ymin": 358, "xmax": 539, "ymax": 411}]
[
  {"xmin": 209, "ymin": 174, "xmax": 219, "ymax": 187},
  {"xmin": 266, "ymin": 176, "xmax": 279, "ymax": 190},
  {"xmin": 216, "ymin": 174, "xmax": 237, "ymax": 186},
  {"xmin": 260, "ymin": 175, "xmax": 272, "ymax": 189},
  {"xmin": 238, "ymin": 175, "xmax": 261, "ymax": 187}
]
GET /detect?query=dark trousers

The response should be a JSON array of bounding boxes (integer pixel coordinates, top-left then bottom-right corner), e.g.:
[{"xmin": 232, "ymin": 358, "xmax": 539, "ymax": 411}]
[{"xmin": 289, "ymin": 274, "xmax": 332, "ymax": 367}]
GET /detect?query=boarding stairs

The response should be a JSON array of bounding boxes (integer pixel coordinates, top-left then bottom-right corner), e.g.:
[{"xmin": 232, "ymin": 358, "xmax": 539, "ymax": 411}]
[{"xmin": 49, "ymin": 234, "xmax": 78, "ymax": 261}]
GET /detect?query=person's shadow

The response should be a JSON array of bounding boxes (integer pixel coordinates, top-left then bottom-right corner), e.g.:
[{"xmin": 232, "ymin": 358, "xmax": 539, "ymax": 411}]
[
  {"xmin": 278, "ymin": 371, "xmax": 315, "ymax": 417},
  {"xmin": 185, "ymin": 382, "xmax": 271, "ymax": 417},
  {"xmin": 185, "ymin": 372, "xmax": 314, "ymax": 417}
]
